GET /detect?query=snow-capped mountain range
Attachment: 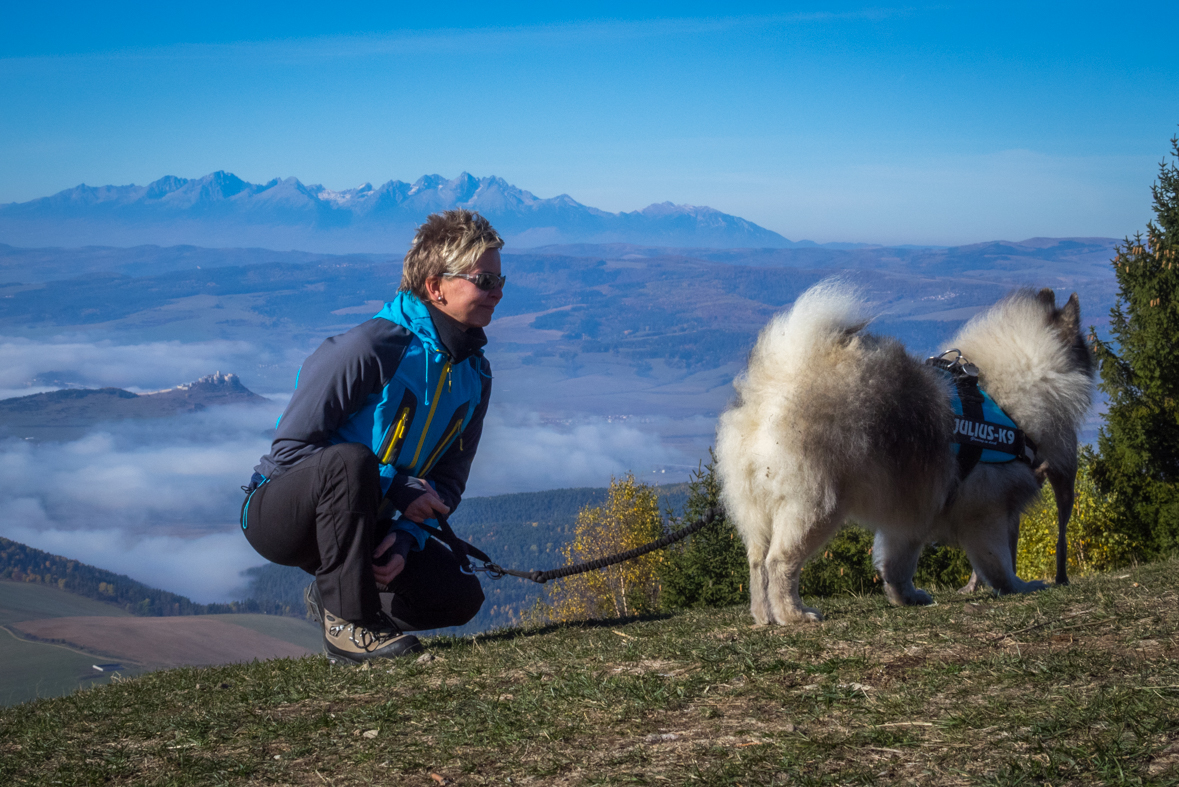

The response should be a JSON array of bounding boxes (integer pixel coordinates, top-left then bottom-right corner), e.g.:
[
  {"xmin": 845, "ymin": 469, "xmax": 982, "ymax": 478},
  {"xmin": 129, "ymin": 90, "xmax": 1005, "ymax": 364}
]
[{"xmin": 0, "ymin": 171, "xmax": 793, "ymax": 252}]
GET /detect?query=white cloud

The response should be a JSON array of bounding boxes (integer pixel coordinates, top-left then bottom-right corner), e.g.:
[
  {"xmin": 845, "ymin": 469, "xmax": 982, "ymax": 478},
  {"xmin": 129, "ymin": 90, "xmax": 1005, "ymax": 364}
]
[
  {"xmin": 0, "ymin": 401, "xmax": 286, "ymax": 603},
  {"xmin": 0, "ymin": 335, "xmax": 302, "ymax": 394},
  {"xmin": 464, "ymin": 408, "xmax": 698, "ymax": 496},
  {"xmin": 0, "ymin": 357, "xmax": 710, "ymax": 602},
  {"xmin": 0, "ymin": 402, "xmax": 283, "ymax": 531}
]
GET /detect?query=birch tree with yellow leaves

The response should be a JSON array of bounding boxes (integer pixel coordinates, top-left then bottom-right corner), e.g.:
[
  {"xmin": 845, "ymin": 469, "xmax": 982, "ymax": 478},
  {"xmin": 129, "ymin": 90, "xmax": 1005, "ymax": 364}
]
[{"xmin": 533, "ymin": 474, "xmax": 664, "ymax": 623}]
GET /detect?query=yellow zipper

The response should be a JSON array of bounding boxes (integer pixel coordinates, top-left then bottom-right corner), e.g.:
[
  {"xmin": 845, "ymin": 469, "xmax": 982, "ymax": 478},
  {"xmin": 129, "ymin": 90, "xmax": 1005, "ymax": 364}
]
[
  {"xmin": 420, "ymin": 417, "xmax": 464, "ymax": 477},
  {"xmin": 379, "ymin": 406, "xmax": 411, "ymax": 464},
  {"xmin": 409, "ymin": 360, "xmax": 451, "ymax": 472}
]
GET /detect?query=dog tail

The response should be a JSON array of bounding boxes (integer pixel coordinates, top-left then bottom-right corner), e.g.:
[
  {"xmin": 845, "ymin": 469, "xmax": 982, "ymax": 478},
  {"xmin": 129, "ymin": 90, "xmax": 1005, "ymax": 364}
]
[{"xmin": 750, "ymin": 280, "xmax": 870, "ymax": 372}]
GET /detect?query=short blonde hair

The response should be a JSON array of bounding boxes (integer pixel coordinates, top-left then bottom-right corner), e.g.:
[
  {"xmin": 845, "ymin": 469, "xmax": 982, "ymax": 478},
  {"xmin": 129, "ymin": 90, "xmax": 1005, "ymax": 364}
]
[{"xmin": 400, "ymin": 209, "xmax": 504, "ymax": 299}]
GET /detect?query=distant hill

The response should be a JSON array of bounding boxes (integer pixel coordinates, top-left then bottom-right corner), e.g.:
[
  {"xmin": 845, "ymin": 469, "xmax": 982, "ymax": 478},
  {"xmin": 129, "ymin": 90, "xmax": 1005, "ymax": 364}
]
[
  {"xmin": 0, "ymin": 240, "xmax": 1122, "ymax": 423},
  {"xmin": 0, "ymin": 372, "xmax": 267, "ymax": 439},
  {"xmin": 0, "ymin": 171, "xmax": 792, "ymax": 252}
]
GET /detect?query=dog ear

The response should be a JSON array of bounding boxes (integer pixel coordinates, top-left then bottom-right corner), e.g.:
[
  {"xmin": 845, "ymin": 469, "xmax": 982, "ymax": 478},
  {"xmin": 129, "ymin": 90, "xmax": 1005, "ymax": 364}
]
[
  {"xmin": 838, "ymin": 320, "xmax": 871, "ymax": 341},
  {"xmin": 1037, "ymin": 288, "xmax": 1057, "ymax": 308},
  {"xmin": 1057, "ymin": 293, "xmax": 1081, "ymax": 336}
]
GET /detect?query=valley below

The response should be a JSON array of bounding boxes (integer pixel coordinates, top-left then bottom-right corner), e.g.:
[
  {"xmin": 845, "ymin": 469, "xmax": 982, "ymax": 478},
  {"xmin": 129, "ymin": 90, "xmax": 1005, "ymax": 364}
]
[{"xmin": 0, "ymin": 237, "xmax": 1122, "ymax": 649}]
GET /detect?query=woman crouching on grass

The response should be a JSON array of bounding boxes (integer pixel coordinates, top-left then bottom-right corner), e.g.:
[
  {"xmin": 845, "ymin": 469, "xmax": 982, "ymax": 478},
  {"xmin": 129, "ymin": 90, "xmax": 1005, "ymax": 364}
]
[{"xmin": 241, "ymin": 209, "xmax": 505, "ymax": 663}]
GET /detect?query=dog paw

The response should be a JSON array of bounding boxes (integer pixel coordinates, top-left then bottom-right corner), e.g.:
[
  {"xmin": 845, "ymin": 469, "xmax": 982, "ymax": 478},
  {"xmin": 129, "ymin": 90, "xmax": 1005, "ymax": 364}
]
[
  {"xmin": 910, "ymin": 588, "xmax": 934, "ymax": 606},
  {"xmin": 771, "ymin": 607, "xmax": 824, "ymax": 624},
  {"xmin": 993, "ymin": 578, "xmax": 1049, "ymax": 595},
  {"xmin": 885, "ymin": 584, "xmax": 934, "ymax": 607}
]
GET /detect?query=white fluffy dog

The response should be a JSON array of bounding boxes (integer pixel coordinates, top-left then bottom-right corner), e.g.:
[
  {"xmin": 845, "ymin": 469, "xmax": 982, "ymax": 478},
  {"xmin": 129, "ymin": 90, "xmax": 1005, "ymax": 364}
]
[{"xmin": 715, "ymin": 282, "xmax": 1094, "ymax": 624}]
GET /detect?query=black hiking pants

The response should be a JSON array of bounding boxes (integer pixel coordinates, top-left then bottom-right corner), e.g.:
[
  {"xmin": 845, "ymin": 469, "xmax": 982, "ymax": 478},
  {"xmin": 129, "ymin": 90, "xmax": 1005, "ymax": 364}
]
[{"xmin": 241, "ymin": 442, "xmax": 484, "ymax": 630}]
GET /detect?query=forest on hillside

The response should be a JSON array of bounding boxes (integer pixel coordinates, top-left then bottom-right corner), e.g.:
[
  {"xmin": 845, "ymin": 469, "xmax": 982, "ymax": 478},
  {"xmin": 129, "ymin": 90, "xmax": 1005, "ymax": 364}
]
[{"xmin": 0, "ymin": 537, "xmax": 289, "ymax": 617}]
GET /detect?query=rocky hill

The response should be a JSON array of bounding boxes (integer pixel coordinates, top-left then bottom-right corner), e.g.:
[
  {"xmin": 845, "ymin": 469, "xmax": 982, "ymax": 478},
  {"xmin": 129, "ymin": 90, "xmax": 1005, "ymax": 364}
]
[{"xmin": 0, "ymin": 372, "xmax": 267, "ymax": 439}]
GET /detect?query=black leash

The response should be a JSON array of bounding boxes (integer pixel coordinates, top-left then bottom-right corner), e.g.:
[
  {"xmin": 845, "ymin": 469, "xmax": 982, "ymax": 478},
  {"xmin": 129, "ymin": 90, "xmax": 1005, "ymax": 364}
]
[{"xmin": 416, "ymin": 506, "xmax": 721, "ymax": 584}]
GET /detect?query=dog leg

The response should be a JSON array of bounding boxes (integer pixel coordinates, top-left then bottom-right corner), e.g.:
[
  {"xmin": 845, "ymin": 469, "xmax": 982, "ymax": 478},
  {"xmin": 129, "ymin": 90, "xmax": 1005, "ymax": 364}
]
[
  {"xmin": 874, "ymin": 531, "xmax": 934, "ymax": 606},
  {"xmin": 961, "ymin": 513, "xmax": 1048, "ymax": 595},
  {"xmin": 1047, "ymin": 464, "xmax": 1076, "ymax": 586},
  {"xmin": 746, "ymin": 535, "xmax": 772, "ymax": 625},
  {"xmin": 763, "ymin": 511, "xmax": 841, "ymax": 624},
  {"xmin": 958, "ymin": 570, "xmax": 982, "ymax": 594}
]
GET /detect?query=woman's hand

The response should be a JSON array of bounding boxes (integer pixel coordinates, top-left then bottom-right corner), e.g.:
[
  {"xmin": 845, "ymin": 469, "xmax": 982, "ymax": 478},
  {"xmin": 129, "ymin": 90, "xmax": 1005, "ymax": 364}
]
[
  {"xmin": 401, "ymin": 481, "xmax": 451, "ymax": 523},
  {"xmin": 373, "ymin": 532, "xmax": 406, "ymax": 586}
]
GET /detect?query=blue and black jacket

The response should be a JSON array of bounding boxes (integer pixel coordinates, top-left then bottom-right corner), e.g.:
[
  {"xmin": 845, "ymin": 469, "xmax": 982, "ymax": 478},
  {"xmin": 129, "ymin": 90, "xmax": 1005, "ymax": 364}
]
[{"xmin": 254, "ymin": 291, "xmax": 492, "ymax": 550}]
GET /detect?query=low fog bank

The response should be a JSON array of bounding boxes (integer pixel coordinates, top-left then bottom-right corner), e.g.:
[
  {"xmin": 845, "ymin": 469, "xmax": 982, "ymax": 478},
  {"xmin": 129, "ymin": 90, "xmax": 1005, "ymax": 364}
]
[
  {"xmin": 465, "ymin": 408, "xmax": 704, "ymax": 497},
  {"xmin": 0, "ymin": 394, "xmax": 705, "ymax": 602}
]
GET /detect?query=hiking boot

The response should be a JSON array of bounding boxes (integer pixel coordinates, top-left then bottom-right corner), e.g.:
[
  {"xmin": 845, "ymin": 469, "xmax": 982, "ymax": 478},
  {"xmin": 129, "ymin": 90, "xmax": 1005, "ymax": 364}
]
[
  {"xmin": 304, "ymin": 580, "xmax": 323, "ymax": 624},
  {"xmin": 322, "ymin": 610, "xmax": 422, "ymax": 664}
]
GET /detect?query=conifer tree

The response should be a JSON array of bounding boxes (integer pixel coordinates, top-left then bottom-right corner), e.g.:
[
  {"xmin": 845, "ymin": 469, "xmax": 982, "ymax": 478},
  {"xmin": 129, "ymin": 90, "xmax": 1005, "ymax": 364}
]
[
  {"xmin": 1092, "ymin": 135, "xmax": 1179, "ymax": 557},
  {"xmin": 659, "ymin": 452, "xmax": 749, "ymax": 609}
]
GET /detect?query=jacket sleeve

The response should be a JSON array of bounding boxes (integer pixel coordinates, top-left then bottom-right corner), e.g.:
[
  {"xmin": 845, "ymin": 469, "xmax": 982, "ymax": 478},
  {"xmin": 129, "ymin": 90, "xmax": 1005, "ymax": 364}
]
[
  {"xmin": 255, "ymin": 320, "xmax": 409, "ymax": 480},
  {"xmin": 428, "ymin": 358, "xmax": 493, "ymax": 513}
]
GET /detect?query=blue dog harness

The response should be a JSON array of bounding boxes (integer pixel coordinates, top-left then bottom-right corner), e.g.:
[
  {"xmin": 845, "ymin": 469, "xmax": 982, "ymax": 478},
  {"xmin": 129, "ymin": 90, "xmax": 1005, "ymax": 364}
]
[{"xmin": 926, "ymin": 349, "xmax": 1037, "ymax": 480}]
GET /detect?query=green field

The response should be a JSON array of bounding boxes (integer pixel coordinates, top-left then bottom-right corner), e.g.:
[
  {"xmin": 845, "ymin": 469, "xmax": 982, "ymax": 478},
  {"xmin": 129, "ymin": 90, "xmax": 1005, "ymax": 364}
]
[
  {"xmin": 0, "ymin": 628, "xmax": 139, "ymax": 706},
  {"xmin": 0, "ymin": 581, "xmax": 131, "ymax": 626},
  {"xmin": 0, "ymin": 583, "xmax": 319, "ymax": 707},
  {"xmin": 0, "ymin": 582, "xmax": 137, "ymax": 705}
]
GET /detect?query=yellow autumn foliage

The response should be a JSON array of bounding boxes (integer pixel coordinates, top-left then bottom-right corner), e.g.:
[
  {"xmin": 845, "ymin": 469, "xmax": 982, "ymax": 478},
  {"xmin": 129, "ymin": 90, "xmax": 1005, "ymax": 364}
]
[
  {"xmin": 1017, "ymin": 449, "xmax": 1137, "ymax": 579},
  {"xmin": 531, "ymin": 474, "xmax": 664, "ymax": 624}
]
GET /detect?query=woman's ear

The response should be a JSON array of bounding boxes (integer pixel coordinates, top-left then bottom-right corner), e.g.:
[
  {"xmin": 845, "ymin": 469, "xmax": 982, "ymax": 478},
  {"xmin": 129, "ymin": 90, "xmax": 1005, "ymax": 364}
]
[{"xmin": 423, "ymin": 276, "xmax": 444, "ymax": 303}]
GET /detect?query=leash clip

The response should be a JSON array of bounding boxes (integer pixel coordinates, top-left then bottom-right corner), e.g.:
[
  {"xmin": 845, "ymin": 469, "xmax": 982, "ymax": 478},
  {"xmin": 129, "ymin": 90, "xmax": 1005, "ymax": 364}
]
[
  {"xmin": 930, "ymin": 348, "xmax": 979, "ymax": 377},
  {"xmin": 472, "ymin": 562, "xmax": 506, "ymax": 580}
]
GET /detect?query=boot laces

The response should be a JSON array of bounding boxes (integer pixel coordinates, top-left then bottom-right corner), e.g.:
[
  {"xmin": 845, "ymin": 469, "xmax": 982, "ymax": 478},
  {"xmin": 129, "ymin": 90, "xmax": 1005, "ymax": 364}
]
[{"xmin": 347, "ymin": 612, "xmax": 403, "ymax": 652}]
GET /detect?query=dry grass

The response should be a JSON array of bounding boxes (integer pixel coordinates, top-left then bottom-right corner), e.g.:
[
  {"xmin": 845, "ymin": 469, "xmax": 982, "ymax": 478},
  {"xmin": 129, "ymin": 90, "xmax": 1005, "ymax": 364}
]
[{"xmin": 2, "ymin": 558, "xmax": 1177, "ymax": 786}]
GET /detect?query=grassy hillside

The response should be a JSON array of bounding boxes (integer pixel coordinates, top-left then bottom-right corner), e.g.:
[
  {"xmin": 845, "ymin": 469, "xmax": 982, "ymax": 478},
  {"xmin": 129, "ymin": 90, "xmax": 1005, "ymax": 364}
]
[
  {"xmin": 2, "ymin": 559, "xmax": 1176, "ymax": 785},
  {"xmin": 0, "ymin": 580, "xmax": 132, "ymax": 626}
]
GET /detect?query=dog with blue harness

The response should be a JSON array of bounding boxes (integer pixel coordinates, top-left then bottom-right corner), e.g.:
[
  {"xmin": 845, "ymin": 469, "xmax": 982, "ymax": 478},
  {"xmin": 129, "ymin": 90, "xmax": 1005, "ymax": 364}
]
[{"xmin": 717, "ymin": 283, "xmax": 1094, "ymax": 625}]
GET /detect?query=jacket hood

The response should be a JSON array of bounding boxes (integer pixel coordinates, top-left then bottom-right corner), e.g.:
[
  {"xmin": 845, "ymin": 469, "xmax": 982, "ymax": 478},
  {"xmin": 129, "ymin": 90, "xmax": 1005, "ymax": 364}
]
[{"xmin": 374, "ymin": 292, "xmax": 445, "ymax": 355}]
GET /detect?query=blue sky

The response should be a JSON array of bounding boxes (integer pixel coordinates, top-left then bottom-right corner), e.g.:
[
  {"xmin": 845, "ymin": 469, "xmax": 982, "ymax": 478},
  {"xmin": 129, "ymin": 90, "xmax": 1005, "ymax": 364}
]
[{"xmin": 1, "ymin": 2, "xmax": 1176, "ymax": 245}]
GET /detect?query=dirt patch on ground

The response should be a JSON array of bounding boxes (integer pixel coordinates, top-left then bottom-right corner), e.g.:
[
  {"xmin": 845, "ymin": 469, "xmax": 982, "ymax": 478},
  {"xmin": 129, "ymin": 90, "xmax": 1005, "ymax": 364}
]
[{"xmin": 13, "ymin": 615, "xmax": 313, "ymax": 668}]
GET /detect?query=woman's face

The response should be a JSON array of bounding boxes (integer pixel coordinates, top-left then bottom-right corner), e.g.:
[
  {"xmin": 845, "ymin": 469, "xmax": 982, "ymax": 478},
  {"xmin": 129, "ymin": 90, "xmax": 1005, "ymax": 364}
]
[{"xmin": 425, "ymin": 249, "xmax": 503, "ymax": 329}]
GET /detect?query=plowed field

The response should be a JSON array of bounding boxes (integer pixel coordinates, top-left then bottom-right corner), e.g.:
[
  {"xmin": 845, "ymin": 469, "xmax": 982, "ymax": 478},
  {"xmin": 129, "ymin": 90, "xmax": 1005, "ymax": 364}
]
[{"xmin": 14, "ymin": 616, "xmax": 313, "ymax": 668}]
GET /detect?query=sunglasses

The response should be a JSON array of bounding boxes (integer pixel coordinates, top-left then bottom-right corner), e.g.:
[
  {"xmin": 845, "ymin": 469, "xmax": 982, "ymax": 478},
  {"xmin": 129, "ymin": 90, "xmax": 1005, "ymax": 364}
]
[{"xmin": 443, "ymin": 272, "xmax": 507, "ymax": 291}]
